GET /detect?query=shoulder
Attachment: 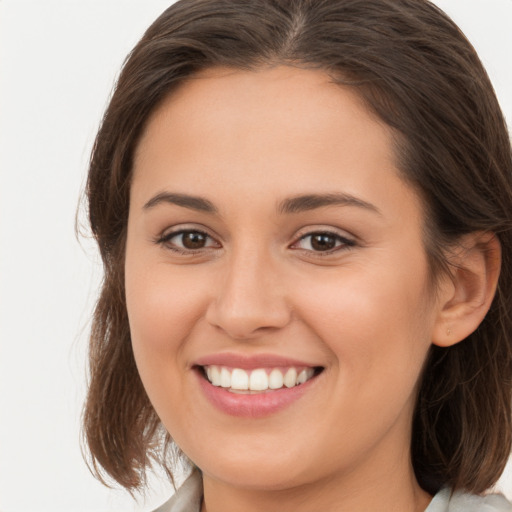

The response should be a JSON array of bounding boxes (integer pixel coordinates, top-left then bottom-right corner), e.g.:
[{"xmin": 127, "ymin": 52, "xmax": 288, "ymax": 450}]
[
  {"xmin": 152, "ymin": 469, "xmax": 203, "ymax": 512},
  {"xmin": 427, "ymin": 488, "xmax": 512, "ymax": 512}
]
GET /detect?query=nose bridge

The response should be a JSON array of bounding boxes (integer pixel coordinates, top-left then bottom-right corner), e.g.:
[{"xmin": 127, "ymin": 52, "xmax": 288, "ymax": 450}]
[{"xmin": 206, "ymin": 242, "xmax": 290, "ymax": 339}]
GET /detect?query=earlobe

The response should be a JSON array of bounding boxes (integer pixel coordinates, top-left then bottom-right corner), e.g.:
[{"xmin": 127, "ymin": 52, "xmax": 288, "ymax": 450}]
[{"xmin": 432, "ymin": 232, "xmax": 501, "ymax": 348}]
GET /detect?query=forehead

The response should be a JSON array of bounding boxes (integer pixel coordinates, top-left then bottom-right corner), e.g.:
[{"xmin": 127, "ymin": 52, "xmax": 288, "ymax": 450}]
[
  {"xmin": 134, "ymin": 65, "xmax": 390, "ymax": 161},
  {"xmin": 134, "ymin": 66, "xmax": 396, "ymax": 183},
  {"xmin": 130, "ymin": 65, "xmax": 423, "ymax": 230}
]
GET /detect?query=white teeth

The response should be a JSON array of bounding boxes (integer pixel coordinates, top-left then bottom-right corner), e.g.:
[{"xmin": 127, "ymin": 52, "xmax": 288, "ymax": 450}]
[
  {"xmin": 297, "ymin": 369, "xmax": 311, "ymax": 384},
  {"xmin": 249, "ymin": 369, "xmax": 269, "ymax": 391},
  {"xmin": 220, "ymin": 367, "xmax": 231, "ymax": 388},
  {"xmin": 210, "ymin": 366, "xmax": 221, "ymax": 386},
  {"xmin": 284, "ymin": 368, "xmax": 298, "ymax": 388},
  {"xmin": 268, "ymin": 368, "xmax": 284, "ymax": 389},
  {"xmin": 231, "ymin": 368, "xmax": 249, "ymax": 390},
  {"xmin": 203, "ymin": 365, "xmax": 317, "ymax": 392}
]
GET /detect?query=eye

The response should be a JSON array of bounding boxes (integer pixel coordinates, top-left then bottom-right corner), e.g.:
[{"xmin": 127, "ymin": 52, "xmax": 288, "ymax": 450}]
[
  {"xmin": 157, "ymin": 229, "xmax": 220, "ymax": 253},
  {"xmin": 292, "ymin": 231, "xmax": 355, "ymax": 253}
]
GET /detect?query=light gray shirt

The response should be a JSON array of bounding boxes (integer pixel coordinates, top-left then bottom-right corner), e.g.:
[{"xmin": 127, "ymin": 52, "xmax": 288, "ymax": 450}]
[{"xmin": 153, "ymin": 470, "xmax": 512, "ymax": 512}]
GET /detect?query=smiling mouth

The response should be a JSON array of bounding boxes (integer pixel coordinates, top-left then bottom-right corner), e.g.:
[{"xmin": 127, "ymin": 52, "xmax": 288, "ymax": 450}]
[{"xmin": 198, "ymin": 365, "xmax": 324, "ymax": 394}]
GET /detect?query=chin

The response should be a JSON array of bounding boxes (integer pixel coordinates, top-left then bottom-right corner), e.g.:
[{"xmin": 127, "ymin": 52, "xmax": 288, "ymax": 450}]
[
  {"xmin": 204, "ymin": 462, "xmax": 309, "ymax": 491},
  {"xmin": 185, "ymin": 441, "xmax": 312, "ymax": 491}
]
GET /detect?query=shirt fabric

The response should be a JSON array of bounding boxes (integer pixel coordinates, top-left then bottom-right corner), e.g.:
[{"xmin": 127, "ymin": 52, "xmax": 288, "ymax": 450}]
[{"xmin": 153, "ymin": 470, "xmax": 512, "ymax": 512}]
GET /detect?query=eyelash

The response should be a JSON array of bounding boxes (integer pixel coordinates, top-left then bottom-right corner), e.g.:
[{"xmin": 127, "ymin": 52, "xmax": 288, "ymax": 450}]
[
  {"xmin": 155, "ymin": 229, "xmax": 219, "ymax": 255},
  {"xmin": 155, "ymin": 228, "xmax": 356, "ymax": 256},
  {"xmin": 291, "ymin": 231, "xmax": 356, "ymax": 255}
]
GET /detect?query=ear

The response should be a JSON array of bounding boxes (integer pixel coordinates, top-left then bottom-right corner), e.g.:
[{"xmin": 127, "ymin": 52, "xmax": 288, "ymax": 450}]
[{"xmin": 432, "ymin": 232, "xmax": 501, "ymax": 348}]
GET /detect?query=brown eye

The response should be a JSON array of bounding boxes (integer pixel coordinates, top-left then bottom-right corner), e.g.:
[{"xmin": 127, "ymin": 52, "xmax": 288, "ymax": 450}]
[
  {"xmin": 293, "ymin": 231, "xmax": 355, "ymax": 253},
  {"xmin": 310, "ymin": 233, "xmax": 337, "ymax": 251},
  {"xmin": 181, "ymin": 231, "xmax": 208, "ymax": 249},
  {"xmin": 158, "ymin": 229, "xmax": 219, "ymax": 252}
]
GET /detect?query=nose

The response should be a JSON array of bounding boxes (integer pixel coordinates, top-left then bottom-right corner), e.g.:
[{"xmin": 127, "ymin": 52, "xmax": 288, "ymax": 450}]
[{"xmin": 205, "ymin": 248, "xmax": 291, "ymax": 340}]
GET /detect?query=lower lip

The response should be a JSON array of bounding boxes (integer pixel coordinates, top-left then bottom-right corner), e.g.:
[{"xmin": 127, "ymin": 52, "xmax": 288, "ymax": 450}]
[{"xmin": 195, "ymin": 370, "xmax": 319, "ymax": 418}]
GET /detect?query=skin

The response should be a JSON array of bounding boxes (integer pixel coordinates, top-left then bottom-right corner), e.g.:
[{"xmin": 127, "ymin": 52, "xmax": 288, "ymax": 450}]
[{"xmin": 125, "ymin": 65, "xmax": 458, "ymax": 512}]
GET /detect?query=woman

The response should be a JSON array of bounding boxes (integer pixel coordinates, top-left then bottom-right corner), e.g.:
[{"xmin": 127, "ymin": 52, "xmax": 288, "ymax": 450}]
[{"xmin": 83, "ymin": 1, "xmax": 512, "ymax": 510}]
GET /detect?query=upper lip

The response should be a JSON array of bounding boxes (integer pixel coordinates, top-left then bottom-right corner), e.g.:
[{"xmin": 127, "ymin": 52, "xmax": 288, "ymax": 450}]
[{"xmin": 194, "ymin": 352, "xmax": 322, "ymax": 370}]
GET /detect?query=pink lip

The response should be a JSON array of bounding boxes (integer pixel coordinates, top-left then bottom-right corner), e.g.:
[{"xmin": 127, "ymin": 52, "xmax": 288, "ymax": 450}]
[
  {"xmin": 196, "ymin": 375, "xmax": 317, "ymax": 418},
  {"xmin": 193, "ymin": 354, "xmax": 322, "ymax": 418},
  {"xmin": 194, "ymin": 352, "xmax": 318, "ymax": 370}
]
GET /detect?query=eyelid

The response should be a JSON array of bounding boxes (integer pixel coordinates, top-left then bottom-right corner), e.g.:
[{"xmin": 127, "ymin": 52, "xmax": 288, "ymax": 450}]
[
  {"xmin": 290, "ymin": 227, "xmax": 357, "ymax": 253},
  {"xmin": 155, "ymin": 224, "xmax": 222, "ymax": 252},
  {"xmin": 292, "ymin": 225, "xmax": 356, "ymax": 242}
]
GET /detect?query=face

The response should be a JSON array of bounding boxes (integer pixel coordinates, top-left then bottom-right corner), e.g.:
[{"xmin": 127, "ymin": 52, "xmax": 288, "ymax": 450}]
[{"xmin": 125, "ymin": 66, "xmax": 441, "ymax": 492}]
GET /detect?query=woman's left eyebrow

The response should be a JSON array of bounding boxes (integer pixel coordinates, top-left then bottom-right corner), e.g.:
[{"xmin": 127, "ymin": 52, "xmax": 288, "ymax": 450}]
[{"xmin": 277, "ymin": 193, "xmax": 382, "ymax": 216}]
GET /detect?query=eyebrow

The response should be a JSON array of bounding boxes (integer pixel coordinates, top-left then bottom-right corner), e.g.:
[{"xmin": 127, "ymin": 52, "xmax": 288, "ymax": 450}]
[
  {"xmin": 142, "ymin": 191, "xmax": 380, "ymax": 216},
  {"xmin": 277, "ymin": 193, "xmax": 381, "ymax": 215},
  {"xmin": 143, "ymin": 192, "xmax": 218, "ymax": 213}
]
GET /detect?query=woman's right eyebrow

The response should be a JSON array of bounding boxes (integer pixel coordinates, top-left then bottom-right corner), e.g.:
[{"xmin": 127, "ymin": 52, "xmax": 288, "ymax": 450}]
[{"xmin": 143, "ymin": 192, "xmax": 218, "ymax": 213}]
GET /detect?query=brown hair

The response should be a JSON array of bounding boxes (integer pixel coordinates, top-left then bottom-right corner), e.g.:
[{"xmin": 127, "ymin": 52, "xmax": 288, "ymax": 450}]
[{"xmin": 83, "ymin": 0, "xmax": 512, "ymax": 495}]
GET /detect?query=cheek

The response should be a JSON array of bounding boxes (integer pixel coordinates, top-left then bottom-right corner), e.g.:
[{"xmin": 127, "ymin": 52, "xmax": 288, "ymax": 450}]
[
  {"xmin": 291, "ymin": 268, "xmax": 434, "ymax": 454},
  {"xmin": 124, "ymin": 253, "xmax": 212, "ymax": 382},
  {"xmin": 293, "ymin": 257, "xmax": 434, "ymax": 381},
  {"xmin": 124, "ymin": 258, "xmax": 210, "ymax": 429}
]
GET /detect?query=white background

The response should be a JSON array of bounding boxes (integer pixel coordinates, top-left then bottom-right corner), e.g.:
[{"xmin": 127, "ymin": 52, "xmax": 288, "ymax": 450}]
[{"xmin": 0, "ymin": 1, "xmax": 511, "ymax": 511}]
